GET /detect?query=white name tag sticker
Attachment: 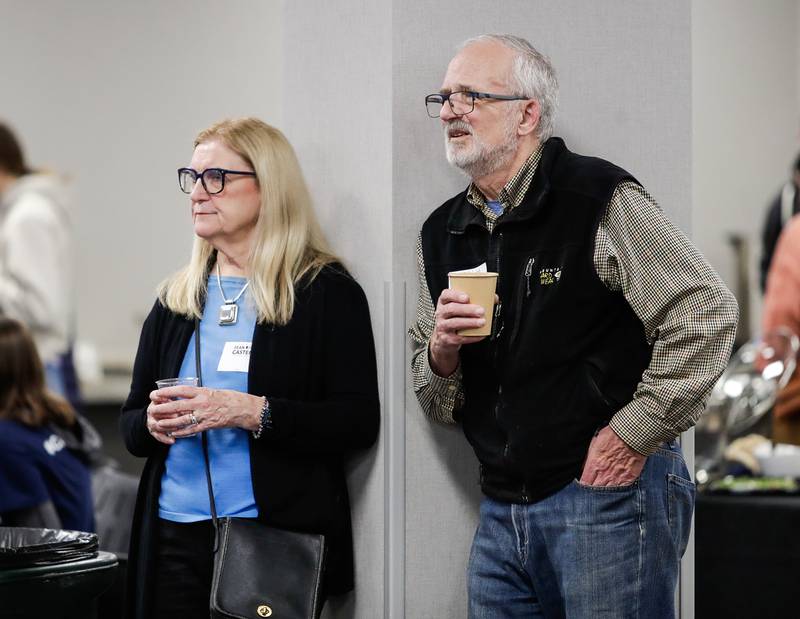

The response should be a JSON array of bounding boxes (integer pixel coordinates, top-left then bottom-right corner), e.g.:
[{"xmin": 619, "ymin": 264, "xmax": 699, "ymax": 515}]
[{"xmin": 217, "ymin": 341, "xmax": 251, "ymax": 372}]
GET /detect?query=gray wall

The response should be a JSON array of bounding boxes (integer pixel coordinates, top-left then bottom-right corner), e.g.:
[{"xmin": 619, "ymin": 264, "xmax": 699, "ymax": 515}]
[
  {"xmin": 4, "ymin": 2, "xmax": 699, "ymax": 617},
  {"xmin": 394, "ymin": 1, "xmax": 691, "ymax": 617},
  {"xmin": 5, "ymin": 0, "xmax": 787, "ymax": 385},
  {"xmin": 282, "ymin": 3, "xmax": 391, "ymax": 618},
  {"xmin": 0, "ymin": 1, "xmax": 282, "ymax": 376}
]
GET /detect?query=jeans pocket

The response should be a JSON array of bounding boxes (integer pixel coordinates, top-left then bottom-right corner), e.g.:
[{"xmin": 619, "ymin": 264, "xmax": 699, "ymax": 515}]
[
  {"xmin": 571, "ymin": 479, "xmax": 641, "ymax": 529},
  {"xmin": 667, "ymin": 473, "xmax": 695, "ymax": 557},
  {"xmin": 573, "ymin": 478, "xmax": 639, "ymax": 492}
]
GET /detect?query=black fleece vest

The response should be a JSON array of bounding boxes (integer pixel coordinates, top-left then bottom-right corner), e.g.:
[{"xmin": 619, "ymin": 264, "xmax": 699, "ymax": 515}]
[{"xmin": 421, "ymin": 138, "xmax": 653, "ymax": 503}]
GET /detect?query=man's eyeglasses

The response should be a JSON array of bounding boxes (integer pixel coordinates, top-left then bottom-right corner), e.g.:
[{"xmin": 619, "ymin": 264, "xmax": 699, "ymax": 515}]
[
  {"xmin": 177, "ymin": 167, "xmax": 257, "ymax": 195},
  {"xmin": 425, "ymin": 91, "xmax": 528, "ymax": 118}
]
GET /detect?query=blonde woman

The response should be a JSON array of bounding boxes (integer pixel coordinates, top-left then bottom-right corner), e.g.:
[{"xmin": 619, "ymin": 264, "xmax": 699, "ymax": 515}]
[{"xmin": 120, "ymin": 118, "xmax": 379, "ymax": 619}]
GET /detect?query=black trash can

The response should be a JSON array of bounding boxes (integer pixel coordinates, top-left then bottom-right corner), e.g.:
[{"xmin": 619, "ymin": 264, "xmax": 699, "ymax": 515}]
[{"xmin": 0, "ymin": 527, "xmax": 117, "ymax": 619}]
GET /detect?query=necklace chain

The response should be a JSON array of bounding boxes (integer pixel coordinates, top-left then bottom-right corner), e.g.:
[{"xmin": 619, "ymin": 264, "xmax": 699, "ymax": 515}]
[{"xmin": 215, "ymin": 262, "xmax": 250, "ymax": 304}]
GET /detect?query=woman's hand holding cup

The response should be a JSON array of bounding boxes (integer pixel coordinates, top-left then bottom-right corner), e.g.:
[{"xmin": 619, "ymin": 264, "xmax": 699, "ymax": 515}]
[
  {"xmin": 149, "ymin": 381, "xmax": 265, "ymax": 441},
  {"xmin": 147, "ymin": 377, "xmax": 199, "ymax": 444}
]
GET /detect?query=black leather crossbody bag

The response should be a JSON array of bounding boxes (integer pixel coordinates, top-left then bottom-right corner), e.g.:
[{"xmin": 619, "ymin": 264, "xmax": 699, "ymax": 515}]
[{"xmin": 195, "ymin": 320, "xmax": 327, "ymax": 619}]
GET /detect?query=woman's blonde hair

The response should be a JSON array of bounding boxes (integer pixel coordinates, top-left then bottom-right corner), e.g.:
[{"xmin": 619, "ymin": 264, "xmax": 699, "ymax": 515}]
[{"xmin": 159, "ymin": 118, "xmax": 339, "ymax": 325}]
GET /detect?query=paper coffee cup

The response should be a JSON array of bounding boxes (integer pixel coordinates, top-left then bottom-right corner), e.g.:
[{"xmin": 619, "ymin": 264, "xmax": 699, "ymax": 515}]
[{"xmin": 448, "ymin": 272, "xmax": 498, "ymax": 336}]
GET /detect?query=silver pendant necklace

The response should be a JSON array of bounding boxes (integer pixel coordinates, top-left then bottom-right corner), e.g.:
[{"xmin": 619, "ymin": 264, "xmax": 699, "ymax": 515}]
[{"xmin": 216, "ymin": 262, "xmax": 250, "ymax": 326}]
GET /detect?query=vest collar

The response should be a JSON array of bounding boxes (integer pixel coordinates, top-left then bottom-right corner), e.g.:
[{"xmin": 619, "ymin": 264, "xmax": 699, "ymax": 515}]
[{"xmin": 447, "ymin": 137, "xmax": 566, "ymax": 234}]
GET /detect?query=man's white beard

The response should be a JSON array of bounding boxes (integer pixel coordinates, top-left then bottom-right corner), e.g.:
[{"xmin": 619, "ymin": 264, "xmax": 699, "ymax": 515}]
[{"xmin": 444, "ymin": 116, "xmax": 519, "ymax": 180}]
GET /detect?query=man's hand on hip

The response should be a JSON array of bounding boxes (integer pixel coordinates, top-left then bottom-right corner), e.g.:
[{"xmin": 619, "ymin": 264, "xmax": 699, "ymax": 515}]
[
  {"xmin": 579, "ymin": 425, "xmax": 647, "ymax": 486},
  {"xmin": 429, "ymin": 289, "xmax": 491, "ymax": 376}
]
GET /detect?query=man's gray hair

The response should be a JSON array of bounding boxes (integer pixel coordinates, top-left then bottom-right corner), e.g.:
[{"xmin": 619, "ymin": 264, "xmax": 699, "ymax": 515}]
[{"xmin": 459, "ymin": 34, "xmax": 559, "ymax": 141}]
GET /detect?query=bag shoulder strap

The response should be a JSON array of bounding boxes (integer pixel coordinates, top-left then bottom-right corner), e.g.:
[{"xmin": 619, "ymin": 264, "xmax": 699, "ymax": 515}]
[{"xmin": 195, "ymin": 318, "xmax": 220, "ymax": 550}]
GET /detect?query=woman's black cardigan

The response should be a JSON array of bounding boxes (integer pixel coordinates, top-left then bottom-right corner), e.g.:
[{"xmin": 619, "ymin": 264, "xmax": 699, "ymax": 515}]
[{"xmin": 120, "ymin": 265, "xmax": 380, "ymax": 619}]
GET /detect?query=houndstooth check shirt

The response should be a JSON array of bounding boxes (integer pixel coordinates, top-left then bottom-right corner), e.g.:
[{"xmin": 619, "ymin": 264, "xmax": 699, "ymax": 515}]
[{"xmin": 408, "ymin": 145, "xmax": 739, "ymax": 456}]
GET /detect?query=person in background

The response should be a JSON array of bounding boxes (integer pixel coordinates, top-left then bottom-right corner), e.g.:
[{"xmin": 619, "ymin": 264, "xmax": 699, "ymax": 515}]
[
  {"xmin": 763, "ymin": 214, "xmax": 800, "ymax": 443},
  {"xmin": 120, "ymin": 117, "xmax": 379, "ymax": 619},
  {"xmin": 760, "ymin": 153, "xmax": 800, "ymax": 292},
  {"xmin": 0, "ymin": 317, "xmax": 96, "ymax": 531},
  {"xmin": 0, "ymin": 122, "xmax": 79, "ymax": 405},
  {"xmin": 410, "ymin": 34, "xmax": 738, "ymax": 618}
]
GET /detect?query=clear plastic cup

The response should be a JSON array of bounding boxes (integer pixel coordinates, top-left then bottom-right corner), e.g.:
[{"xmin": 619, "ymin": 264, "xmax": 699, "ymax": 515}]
[
  {"xmin": 155, "ymin": 377, "xmax": 199, "ymax": 390},
  {"xmin": 154, "ymin": 377, "xmax": 199, "ymax": 437}
]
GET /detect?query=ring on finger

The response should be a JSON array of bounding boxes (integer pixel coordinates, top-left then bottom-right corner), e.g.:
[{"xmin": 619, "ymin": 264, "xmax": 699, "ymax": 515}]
[
  {"xmin": 166, "ymin": 431, "xmax": 173, "ymax": 438},
  {"xmin": 190, "ymin": 413, "xmax": 199, "ymax": 426}
]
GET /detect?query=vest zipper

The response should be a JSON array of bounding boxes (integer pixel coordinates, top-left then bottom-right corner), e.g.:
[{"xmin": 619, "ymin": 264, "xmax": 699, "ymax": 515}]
[
  {"xmin": 493, "ymin": 302, "xmax": 503, "ymax": 339},
  {"xmin": 509, "ymin": 256, "xmax": 534, "ymax": 344},
  {"xmin": 489, "ymin": 231, "xmax": 505, "ymax": 342},
  {"xmin": 494, "ymin": 231, "xmax": 504, "ymax": 272},
  {"xmin": 488, "ymin": 231, "xmax": 505, "ymax": 380},
  {"xmin": 497, "ymin": 385, "xmax": 509, "ymax": 470},
  {"xmin": 495, "ymin": 384, "xmax": 503, "ymax": 423},
  {"xmin": 524, "ymin": 257, "xmax": 535, "ymax": 297}
]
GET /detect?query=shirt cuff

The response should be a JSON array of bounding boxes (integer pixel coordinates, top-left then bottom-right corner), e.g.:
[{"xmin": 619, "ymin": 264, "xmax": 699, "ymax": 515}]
[
  {"xmin": 423, "ymin": 343, "xmax": 462, "ymax": 405},
  {"xmin": 608, "ymin": 399, "xmax": 677, "ymax": 456}
]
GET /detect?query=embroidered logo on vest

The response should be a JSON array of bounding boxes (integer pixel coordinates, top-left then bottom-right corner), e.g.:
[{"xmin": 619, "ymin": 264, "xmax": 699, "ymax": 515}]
[{"xmin": 539, "ymin": 267, "xmax": 562, "ymax": 286}]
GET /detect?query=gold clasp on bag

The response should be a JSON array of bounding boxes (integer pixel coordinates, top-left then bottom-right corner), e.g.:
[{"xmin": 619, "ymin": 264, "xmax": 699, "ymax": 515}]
[{"xmin": 257, "ymin": 605, "xmax": 273, "ymax": 617}]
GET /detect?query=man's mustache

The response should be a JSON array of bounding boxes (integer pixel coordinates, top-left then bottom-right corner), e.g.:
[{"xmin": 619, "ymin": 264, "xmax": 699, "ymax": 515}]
[{"xmin": 444, "ymin": 120, "xmax": 472, "ymax": 138}]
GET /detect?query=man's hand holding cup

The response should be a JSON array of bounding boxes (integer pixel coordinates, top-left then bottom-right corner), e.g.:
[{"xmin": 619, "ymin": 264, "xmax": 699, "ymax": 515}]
[{"xmin": 430, "ymin": 285, "xmax": 497, "ymax": 377}]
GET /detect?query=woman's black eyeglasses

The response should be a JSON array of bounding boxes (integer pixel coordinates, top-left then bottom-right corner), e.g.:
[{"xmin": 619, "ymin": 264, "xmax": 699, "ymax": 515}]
[{"xmin": 177, "ymin": 167, "xmax": 257, "ymax": 195}]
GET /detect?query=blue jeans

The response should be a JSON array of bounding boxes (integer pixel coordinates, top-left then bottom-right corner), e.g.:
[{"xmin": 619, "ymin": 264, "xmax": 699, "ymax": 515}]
[{"xmin": 467, "ymin": 440, "xmax": 695, "ymax": 618}]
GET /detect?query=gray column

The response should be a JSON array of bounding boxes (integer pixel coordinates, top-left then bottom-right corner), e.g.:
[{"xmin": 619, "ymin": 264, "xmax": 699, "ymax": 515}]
[
  {"xmin": 394, "ymin": 2, "xmax": 692, "ymax": 618},
  {"xmin": 283, "ymin": 3, "xmax": 392, "ymax": 618}
]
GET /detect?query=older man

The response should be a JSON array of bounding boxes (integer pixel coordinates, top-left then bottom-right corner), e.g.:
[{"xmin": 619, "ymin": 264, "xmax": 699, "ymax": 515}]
[{"xmin": 409, "ymin": 34, "xmax": 738, "ymax": 618}]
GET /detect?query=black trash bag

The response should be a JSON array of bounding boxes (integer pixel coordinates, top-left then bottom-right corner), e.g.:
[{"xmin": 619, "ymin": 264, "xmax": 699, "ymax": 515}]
[{"xmin": 0, "ymin": 527, "xmax": 98, "ymax": 568}]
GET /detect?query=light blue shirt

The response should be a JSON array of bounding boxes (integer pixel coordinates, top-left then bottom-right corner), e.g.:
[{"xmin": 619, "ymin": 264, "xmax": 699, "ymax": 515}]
[
  {"xmin": 158, "ymin": 276, "xmax": 259, "ymax": 522},
  {"xmin": 486, "ymin": 200, "xmax": 504, "ymax": 216}
]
